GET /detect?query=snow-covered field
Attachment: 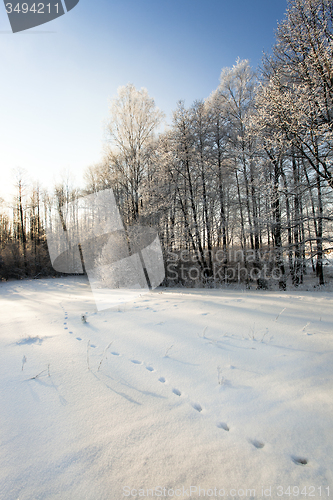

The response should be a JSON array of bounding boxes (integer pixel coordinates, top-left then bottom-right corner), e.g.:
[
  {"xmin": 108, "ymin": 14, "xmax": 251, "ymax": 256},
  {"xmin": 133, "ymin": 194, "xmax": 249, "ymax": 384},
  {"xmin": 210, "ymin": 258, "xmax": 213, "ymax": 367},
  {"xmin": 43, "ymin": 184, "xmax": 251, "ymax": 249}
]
[{"xmin": 0, "ymin": 277, "xmax": 332, "ymax": 500}]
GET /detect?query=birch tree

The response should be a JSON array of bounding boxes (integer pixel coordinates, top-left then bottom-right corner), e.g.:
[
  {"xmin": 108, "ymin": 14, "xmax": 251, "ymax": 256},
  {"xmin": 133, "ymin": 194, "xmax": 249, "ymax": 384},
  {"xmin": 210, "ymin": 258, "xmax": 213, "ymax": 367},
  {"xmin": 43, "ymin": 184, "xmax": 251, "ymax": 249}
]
[{"xmin": 105, "ymin": 84, "xmax": 164, "ymax": 223}]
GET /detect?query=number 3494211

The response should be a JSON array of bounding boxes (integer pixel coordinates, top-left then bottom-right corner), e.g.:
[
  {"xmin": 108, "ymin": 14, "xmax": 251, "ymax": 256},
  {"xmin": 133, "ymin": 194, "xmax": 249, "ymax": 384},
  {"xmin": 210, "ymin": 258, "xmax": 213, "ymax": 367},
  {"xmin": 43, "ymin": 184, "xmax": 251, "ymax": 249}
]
[
  {"xmin": 276, "ymin": 486, "xmax": 330, "ymax": 496},
  {"xmin": 5, "ymin": 3, "xmax": 60, "ymax": 14}
]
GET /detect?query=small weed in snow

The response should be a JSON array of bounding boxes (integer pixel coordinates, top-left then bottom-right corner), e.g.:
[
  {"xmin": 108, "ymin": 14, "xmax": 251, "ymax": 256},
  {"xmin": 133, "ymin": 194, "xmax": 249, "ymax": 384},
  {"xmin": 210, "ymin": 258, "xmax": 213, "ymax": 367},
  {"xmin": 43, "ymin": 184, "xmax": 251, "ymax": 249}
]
[
  {"xmin": 27, "ymin": 364, "xmax": 50, "ymax": 380},
  {"xmin": 164, "ymin": 344, "xmax": 174, "ymax": 357},
  {"xmin": 247, "ymin": 323, "xmax": 256, "ymax": 340},
  {"xmin": 29, "ymin": 365, "xmax": 49, "ymax": 380},
  {"xmin": 245, "ymin": 325, "xmax": 271, "ymax": 343},
  {"xmin": 21, "ymin": 355, "xmax": 27, "ymax": 371},
  {"xmin": 275, "ymin": 308, "xmax": 286, "ymax": 321},
  {"xmin": 217, "ymin": 366, "xmax": 225, "ymax": 385},
  {"xmin": 29, "ymin": 370, "xmax": 46, "ymax": 380},
  {"xmin": 300, "ymin": 322, "xmax": 310, "ymax": 332},
  {"xmin": 198, "ymin": 327, "xmax": 207, "ymax": 339},
  {"xmin": 81, "ymin": 314, "xmax": 87, "ymax": 324},
  {"xmin": 87, "ymin": 340, "xmax": 91, "ymax": 370},
  {"xmin": 260, "ymin": 328, "xmax": 269, "ymax": 342}
]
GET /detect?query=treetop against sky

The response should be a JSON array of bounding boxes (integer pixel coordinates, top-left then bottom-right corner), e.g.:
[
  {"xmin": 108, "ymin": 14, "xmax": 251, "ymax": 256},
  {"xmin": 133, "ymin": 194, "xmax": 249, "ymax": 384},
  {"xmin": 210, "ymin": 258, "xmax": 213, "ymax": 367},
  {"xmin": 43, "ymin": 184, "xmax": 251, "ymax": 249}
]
[{"xmin": 0, "ymin": 0, "xmax": 288, "ymax": 199}]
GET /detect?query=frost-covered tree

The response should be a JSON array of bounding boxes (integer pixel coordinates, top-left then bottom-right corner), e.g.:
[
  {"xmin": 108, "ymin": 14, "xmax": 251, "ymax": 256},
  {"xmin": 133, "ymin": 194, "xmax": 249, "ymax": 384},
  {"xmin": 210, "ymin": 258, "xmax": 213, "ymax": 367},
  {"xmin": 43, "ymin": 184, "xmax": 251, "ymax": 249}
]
[
  {"xmin": 215, "ymin": 60, "xmax": 261, "ymax": 257},
  {"xmin": 262, "ymin": 0, "xmax": 333, "ymax": 188},
  {"xmin": 256, "ymin": 0, "xmax": 333, "ymax": 285},
  {"xmin": 104, "ymin": 84, "xmax": 164, "ymax": 223}
]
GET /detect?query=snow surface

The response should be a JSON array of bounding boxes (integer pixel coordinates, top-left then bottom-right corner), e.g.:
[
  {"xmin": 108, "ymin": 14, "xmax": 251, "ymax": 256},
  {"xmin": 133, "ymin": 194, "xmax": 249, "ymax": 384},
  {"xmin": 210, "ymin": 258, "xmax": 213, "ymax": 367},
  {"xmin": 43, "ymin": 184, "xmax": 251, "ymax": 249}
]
[{"xmin": 0, "ymin": 277, "xmax": 332, "ymax": 500}]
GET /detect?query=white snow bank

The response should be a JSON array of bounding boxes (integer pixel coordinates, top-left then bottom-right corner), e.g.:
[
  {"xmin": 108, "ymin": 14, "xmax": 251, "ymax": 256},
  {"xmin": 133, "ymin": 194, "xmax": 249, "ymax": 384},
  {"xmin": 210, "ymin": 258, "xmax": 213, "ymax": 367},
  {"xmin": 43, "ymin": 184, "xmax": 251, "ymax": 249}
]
[{"xmin": 0, "ymin": 277, "xmax": 332, "ymax": 500}]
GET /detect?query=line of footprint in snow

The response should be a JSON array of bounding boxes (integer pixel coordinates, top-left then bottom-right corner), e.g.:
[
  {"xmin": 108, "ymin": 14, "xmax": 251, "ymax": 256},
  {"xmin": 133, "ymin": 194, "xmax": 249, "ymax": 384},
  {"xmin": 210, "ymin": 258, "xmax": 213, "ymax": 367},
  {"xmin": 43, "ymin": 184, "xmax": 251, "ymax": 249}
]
[
  {"xmin": 59, "ymin": 304, "xmax": 308, "ymax": 467},
  {"xmin": 129, "ymin": 359, "xmax": 206, "ymax": 417}
]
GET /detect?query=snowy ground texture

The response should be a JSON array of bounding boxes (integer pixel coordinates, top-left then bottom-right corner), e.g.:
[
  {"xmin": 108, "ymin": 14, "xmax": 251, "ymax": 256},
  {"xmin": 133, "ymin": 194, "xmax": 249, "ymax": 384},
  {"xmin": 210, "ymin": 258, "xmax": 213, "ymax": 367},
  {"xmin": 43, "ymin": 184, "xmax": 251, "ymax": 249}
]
[{"xmin": 0, "ymin": 277, "xmax": 332, "ymax": 500}]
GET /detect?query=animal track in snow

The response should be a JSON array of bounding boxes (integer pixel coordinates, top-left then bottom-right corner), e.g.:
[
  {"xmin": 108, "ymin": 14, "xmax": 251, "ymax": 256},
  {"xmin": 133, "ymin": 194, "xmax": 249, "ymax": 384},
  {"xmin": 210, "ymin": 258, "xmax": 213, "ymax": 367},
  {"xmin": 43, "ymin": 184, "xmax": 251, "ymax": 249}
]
[
  {"xmin": 61, "ymin": 305, "xmax": 70, "ymax": 333},
  {"xmin": 251, "ymin": 439, "xmax": 265, "ymax": 449},
  {"xmin": 89, "ymin": 343, "xmax": 294, "ymax": 463},
  {"xmin": 91, "ymin": 345, "xmax": 291, "ymax": 462},
  {"xmin": 217, "ymin": 422, "xmax": 229, "ymax": 431},
  {"xmin": 93, "ymin": 344, "xmax": 312, "ymax": 465},
  {"xmin": 292, "ymin": 456, "xmax": 308, "ymax": 466},
  {"xmin": 76, "ymin": 337, "xmax": 82, "ymax": 341}
]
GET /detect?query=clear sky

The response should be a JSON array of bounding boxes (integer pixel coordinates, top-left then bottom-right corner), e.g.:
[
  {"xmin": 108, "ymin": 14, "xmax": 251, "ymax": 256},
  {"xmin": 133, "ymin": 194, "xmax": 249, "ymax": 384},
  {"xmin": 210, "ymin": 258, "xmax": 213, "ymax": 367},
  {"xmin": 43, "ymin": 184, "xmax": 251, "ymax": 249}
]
[{"xmin": 0, "ymin": 0, "xmax": 288, "ymax": 202}]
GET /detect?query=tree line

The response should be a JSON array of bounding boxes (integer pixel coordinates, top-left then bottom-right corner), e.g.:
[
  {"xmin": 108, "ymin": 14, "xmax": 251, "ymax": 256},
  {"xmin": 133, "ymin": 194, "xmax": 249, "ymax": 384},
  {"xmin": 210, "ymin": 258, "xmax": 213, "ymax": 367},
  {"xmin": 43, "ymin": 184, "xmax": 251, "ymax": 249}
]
[{"xmin": 1, "ymin": 0, "xmax": 332, "ymax": 288}]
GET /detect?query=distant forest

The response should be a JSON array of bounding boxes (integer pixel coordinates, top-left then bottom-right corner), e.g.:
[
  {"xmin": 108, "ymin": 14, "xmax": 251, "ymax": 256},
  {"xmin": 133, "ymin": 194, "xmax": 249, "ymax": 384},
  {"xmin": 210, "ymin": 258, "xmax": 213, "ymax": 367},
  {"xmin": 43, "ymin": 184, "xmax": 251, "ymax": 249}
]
[{"xmin": 0, "ymin": 0, "xmax": 332, "ymax": 288}]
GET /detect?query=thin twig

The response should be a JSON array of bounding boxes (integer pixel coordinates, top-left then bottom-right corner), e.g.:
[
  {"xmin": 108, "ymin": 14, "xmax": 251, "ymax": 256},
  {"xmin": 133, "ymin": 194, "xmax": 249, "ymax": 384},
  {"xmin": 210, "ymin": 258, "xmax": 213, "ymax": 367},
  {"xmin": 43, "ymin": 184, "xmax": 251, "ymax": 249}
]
[
  {"xmin": 248, "ymin": 323, "xmax": 256, "ymax": 340},
  {"xmin": 87, "ymin": 340, "xmax": 91, "ymax": 370},
  {"xmin": 29, "ymin": 369, "xmax": 47, "ymax": 380},
  {"xmin": 217, "ymin": 366, "xmax": 224, "ymax": 385},
  {"xmin": 300, "ymin": 322, "xmax": 310, "ymax": 332},
  {"xmin": 275, "ymin": 308, "xmax": 286, "ymax": 321},
  {"xmin": 98, "ymin": 342, "xmax": 113, "ymax": 371},
  {"xmin": 164, "ymin": 344, "xmax": 174, "ymax": 357},
  {"xmin": 22, "ymin": 355, "xmax": 27, "ymax": 371},
  {"xmin": 260, "ymin": 329, "xmax": 269, "ymax": 342},
  {"xmin": 198, "ymin": 327, "xmax": 208, "ymax": 339}
]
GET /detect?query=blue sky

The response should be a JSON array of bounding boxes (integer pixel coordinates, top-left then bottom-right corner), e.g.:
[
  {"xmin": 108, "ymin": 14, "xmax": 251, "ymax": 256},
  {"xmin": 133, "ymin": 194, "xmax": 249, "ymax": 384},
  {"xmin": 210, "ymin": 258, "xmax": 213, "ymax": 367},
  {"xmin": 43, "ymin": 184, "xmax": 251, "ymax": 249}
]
[{"xmin": 0, "ymin": 0, "xmax": 288, "ymax": 200}]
